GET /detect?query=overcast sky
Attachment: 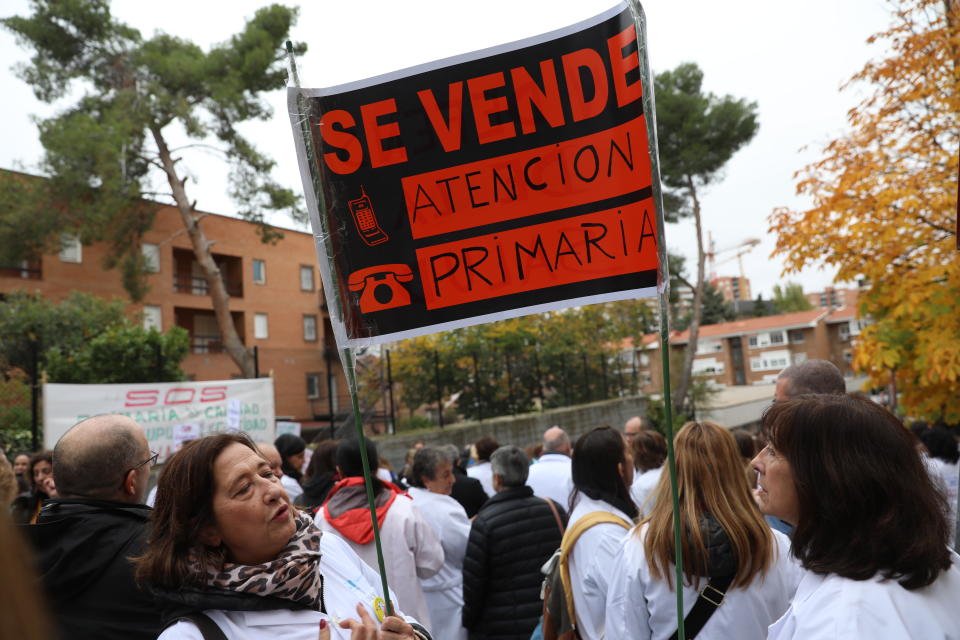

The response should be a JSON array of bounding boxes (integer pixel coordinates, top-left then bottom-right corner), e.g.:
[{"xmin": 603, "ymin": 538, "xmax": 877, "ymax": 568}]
[{"xmin": 0, "ymin": 0, "xmax": 893, "ymax": 299}]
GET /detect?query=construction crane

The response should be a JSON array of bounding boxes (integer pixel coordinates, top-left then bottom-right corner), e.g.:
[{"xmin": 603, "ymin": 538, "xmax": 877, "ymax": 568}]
[{"xmin": 706, "ymin": 232, "xmax": 761, "ymax": 281}]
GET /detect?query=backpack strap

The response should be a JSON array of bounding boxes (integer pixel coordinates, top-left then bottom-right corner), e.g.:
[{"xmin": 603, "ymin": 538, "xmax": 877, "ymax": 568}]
[
  {"xmin": 544, "ymin": 497, "xmax": 565, "ymax": 535},
  {"xmin": 668, "ymin": 572, "xmax": 736, "ymax": 640},
  {"xmin": 558, "ymin": 511, "xmax": 631, "ymax": 627},
  {"xmin": 165, "ymin": 613, "xmax": 228, "ymax": 640}
]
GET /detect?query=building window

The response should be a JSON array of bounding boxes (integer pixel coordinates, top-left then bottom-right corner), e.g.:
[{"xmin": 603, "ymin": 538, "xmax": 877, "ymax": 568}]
[
  {"xmin": 692, "ymin": 357, "xmax": 725, "ymax": 375},
  {"xmin": 303, "ymin": 314, "xmax": 317, "ymax": 341},
  {"xmin": 787, "ymin": 329, "xmax": 805, "ymax": 343},
  {"xmin": 843, "ymin": 351, "xmax": 853, "ymax": 365},
  {"xmin": 252, "ymin": 259, "xmax": 266, "ymax": 284},
  {"xmin": 750, "ymin": 350, "xmax": 791, "ymax": 371},
  {"xmin": 749, "ymin": 331, "xmax": 786, "ymax": 349},
  {"xmin": 143, "ymin": 305, "xmax": 162, "ymax": 330},
  {"xmin": 306, "ymin": 373, "xmax": 320, "ymax": 399},
  {"xmin": 695, "ymin": 340, "xmax": 723, "ymax": 355},
  {"xmin": 839, "ymin": 323, "xmax": 850, "ymax": 341},
  {"xmin": 59, "ymin": 234, "xmax": 82, "ymax": 263},
  {"xmin": 254, "ymin": 313, "xmax": 269, "ymax": 339},
  {"xmin": 793, "ymin": 352, "xmax": 807, "ymax": 365},
  {"xmin": 300, "ymin": 265, "xmax": 314, "ymax": 291},
  {"xmin": 142, "ymin": 243, "xmax": 160, "ymax": 272}
]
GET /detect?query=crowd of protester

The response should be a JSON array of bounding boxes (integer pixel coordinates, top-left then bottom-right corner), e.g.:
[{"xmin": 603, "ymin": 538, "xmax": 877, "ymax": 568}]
[{"xmin": 2, "ymin": 359, "xmax": 960, "ymax": 639}]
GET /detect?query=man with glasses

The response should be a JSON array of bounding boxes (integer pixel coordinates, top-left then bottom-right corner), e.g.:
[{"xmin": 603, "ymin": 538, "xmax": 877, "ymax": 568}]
[{"xmin": 21, "ymin": 414, "xmax": 163, "ymax": 639}]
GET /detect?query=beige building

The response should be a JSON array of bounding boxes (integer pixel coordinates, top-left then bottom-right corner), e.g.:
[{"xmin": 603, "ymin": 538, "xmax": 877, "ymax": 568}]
[
  {"xmin": 806, "ymin": 286, "xmax": 859, "ymax": 309},
  {"xmin": 712, "ymin": 275, "xmax": 752, "ymax": 302},
  {"xmin": 624, "ymin": 307, "xmax": 861, "ymax": 394}
]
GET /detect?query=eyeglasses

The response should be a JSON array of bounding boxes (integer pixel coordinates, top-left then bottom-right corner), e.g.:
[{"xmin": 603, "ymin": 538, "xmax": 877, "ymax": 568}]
[{"xmin": 132, "ymin": 451, "xmax": 159, "ymax": 471}]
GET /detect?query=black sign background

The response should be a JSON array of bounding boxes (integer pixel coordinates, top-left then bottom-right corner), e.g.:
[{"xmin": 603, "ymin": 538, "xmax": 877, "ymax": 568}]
[{"xmin": 293, "ymin": 5, "xmax": 658, "ymax": 343}]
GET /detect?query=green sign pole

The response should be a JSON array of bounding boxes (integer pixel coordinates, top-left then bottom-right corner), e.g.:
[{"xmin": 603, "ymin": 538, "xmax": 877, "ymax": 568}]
[
  {"xmin": 628, "ymin": 3, "xmax": 686, "ymax": 637},
  {"xmin": 286, "ymin": 41, "xmax": 395, "ymax": 618}
]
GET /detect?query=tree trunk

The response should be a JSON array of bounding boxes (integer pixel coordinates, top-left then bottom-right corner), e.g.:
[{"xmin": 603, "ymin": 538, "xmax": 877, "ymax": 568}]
[
  {"xmin": 673, "ymin": 174, "xmax": 707, "ymax": 416},
  {"xmin": 150, "ymin": 125, "xmax": 255, "ymax": 378}
]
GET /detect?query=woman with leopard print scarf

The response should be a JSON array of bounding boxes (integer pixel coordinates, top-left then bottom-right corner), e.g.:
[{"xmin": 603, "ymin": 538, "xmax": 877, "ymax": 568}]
[{"xmin": 135, "ymin": 432, "xmax": 430, "ymax": 640}]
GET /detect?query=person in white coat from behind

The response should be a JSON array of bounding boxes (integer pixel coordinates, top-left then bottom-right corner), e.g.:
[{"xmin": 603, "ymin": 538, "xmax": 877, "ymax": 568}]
[
  {"xmin": 628, "ymin": 430, "xmax": 666, "ymax": 518},
  {"xmin": 564, "ymin": 426, "xmax": 638, "ymax": 639},
  {"xmin": 527, "ymin": 426, "xmax": 574, "ymax": 507},
  {"xmin": 756, "ymin": 395, "xmax": 960, "ymax": 640},
  {"xmin": 315, "ymin": 438, "xmax": 444, "ymax": 631},
  {"xmin": 408, "ymin": 446, "xmax": 471, "ymax": 640},
  {"xmin": 466, "ymin": 437, "xmax": 499, "ymax": 498},
  {"xmin": 606, "ymin": 421, "xmax": 801, "ymax": 640}
]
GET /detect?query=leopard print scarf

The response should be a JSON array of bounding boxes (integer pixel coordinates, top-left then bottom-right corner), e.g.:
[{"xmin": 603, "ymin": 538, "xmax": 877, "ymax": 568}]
[{"xmin": 199, "ymin": 511, "xmax": 324, "ymax": 610}]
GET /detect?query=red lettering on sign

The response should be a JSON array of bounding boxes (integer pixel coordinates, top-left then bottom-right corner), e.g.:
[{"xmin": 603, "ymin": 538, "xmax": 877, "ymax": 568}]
[
  {"xmin": 402, "ymin": 115, "xmax": 651, "ymax": 239},
  {"xmin": 511, "ymin": 60, "xmax": 565, "ymax": 135},
  {"xmin": 318, "ymin": 110, "xmax": 363, "ymax": 175},
  {"xmin": 125, "ymin": 390, "xmax": 158, "ymax": 408},
  {"xmin": 417, "ymin": 82, "xmax": 464, "ymax": 152},
  {"xmin": 416, "ymin": 200, "xmax": 658, "ymax": 309},
  {"xmin": 164, "ymin": 388, "xmax": 195, "ymax": 405},
  {"xmin": 562, "ymin": 48, "xmax": 609, "ymax": 122},
  {"xmin": 360, "ymin": 98, "xmax": 408, "ymax": 168},
  {"xmin": 200, "ymin": 386, "xmax": 227, "ymax": 403},
  {"xmin": 607, "ymin": 25, "xmax": 642, "ymax": 108},
  {"xmin": 468, "ymin": 72, "xmax": 516, "ymax": 144}
]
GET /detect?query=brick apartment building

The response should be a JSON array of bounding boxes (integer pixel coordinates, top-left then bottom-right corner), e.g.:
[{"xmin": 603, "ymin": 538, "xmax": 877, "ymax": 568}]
[
  {"xmin": 625, "ymin": 307, "xmax": 865, "ymax": 394},
  {"xmin": 712, "ymin": 275, "xmax": 752, "ymax": 302},
  {"xmin": 0, "ymin": 194, "xmax": 348, "ymax": 426},
  {"xmin": 806, "ymin": 286, "xmax": 859, "ymax": 309}
]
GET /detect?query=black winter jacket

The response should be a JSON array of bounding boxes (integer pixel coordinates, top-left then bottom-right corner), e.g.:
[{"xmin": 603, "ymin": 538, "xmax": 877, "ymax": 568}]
[
  {"xmin": 462, "ymin": 486, "xmax": 566, "ymax": 640},
  {"xmin": 21, "ymin": 498, "xmax": 163, "ymax": 640},
  {"xmin": 451, "ymin": 466, "xmax": 489, "ymax": 518}
]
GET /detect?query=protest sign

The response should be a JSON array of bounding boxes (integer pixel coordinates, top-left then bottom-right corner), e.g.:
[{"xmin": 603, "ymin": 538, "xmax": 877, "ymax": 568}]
[
  {"xmin": 290, "ymin": 2, "xmax": 660, "ymax": 349},
  {"xmin": 43, "ymin": 378, "xmax": 276, "ymax": 461}
]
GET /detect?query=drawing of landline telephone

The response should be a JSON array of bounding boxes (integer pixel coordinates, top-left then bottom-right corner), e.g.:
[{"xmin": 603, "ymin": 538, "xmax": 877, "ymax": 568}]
[
  {"xmin": 349, "ymin": 187, "xmax": 389, "ymax": 247},
  {"xmin": 347, "ymin": 264, "xmax": 414, "ymax": 313}
]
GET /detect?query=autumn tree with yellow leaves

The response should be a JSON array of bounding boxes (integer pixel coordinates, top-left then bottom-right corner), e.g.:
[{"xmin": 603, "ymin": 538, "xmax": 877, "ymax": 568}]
[{"xmin": 770, "ymin": 0, "xmax": 959, "ymax": 422}]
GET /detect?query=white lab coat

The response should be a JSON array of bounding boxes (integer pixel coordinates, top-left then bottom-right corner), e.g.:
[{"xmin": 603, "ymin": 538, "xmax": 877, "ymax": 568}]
[
  {"xmin": 467, "ymin": 461, "xmax": 495, "ymax": 497},
  {"xmin": 314, "ymin": 491, "xmax": 443, "ymax": 630},
  {"xmin": 158, "ymin": 533, "xmax": 421, "ymax": 640},
  {"xmin": 935, "ymin": 459, "xmax": 959, "ymax": 549},
  {"xmin": 281, "ymin": 474, "xmax": 304, "ymax": 502},
  {"xmin": 767, "ymin": 552, "xmax": 960, "ymax": 640},
  {"xmin": 566, "ymin": 495, "xmax": 633, "ymax": 639},
  {"xmin": 527, "ymin": 453, "xmax": 573, "ymax": 508},
  {"xmin": 629, "ymin": 466, "xmax": 662, "ymax": 517},
  {"xmin": 409, "ymin": 487, "xmax": 471, "ymax": 640},
  {"xmin": 605, "ymin": 524, "xmax": 801, "ymax": 640}
]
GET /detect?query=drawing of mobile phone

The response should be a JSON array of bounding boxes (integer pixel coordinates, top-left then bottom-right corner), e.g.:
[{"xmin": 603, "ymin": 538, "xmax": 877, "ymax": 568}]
[{"xmin": 349, "ymin": 187, "xmax": 389, "ymax": 246}]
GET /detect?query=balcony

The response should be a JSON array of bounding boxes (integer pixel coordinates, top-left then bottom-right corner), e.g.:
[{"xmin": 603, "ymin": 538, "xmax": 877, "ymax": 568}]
[
  {"xmin": 0, "ymin": 261, "xmax": 42, "ymax": 280},
  {"xmin": 175, "ymin": 307, "xmax": 245, "ymax": 354},
  {"xmin": 173, "ymin": 274, "xmax": 243, "ymax": 298},
  {"xmin": 173, "ymin": 248, "xmax": 243, "ymax": 298},
  {"xmin": 190, "ymin": 334, "xmax": 224, "ymax": 354}
]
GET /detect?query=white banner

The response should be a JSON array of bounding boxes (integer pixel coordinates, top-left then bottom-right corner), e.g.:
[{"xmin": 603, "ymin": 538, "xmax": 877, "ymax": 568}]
[{"xmin": 43, "ymin": 378, "xmax": 276, "ymax": 461}]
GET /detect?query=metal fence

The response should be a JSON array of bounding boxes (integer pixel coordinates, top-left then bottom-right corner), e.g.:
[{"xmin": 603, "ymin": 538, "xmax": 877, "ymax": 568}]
[{"xmin": 350, "ymin": 347, "xmax": 643, "ymax": 433}]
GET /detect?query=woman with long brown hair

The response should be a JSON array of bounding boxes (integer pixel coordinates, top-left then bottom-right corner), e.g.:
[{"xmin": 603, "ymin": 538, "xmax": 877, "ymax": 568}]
[{"xmin": 605, "ymin": 421, "xmax": 800, "ymax": 639}]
